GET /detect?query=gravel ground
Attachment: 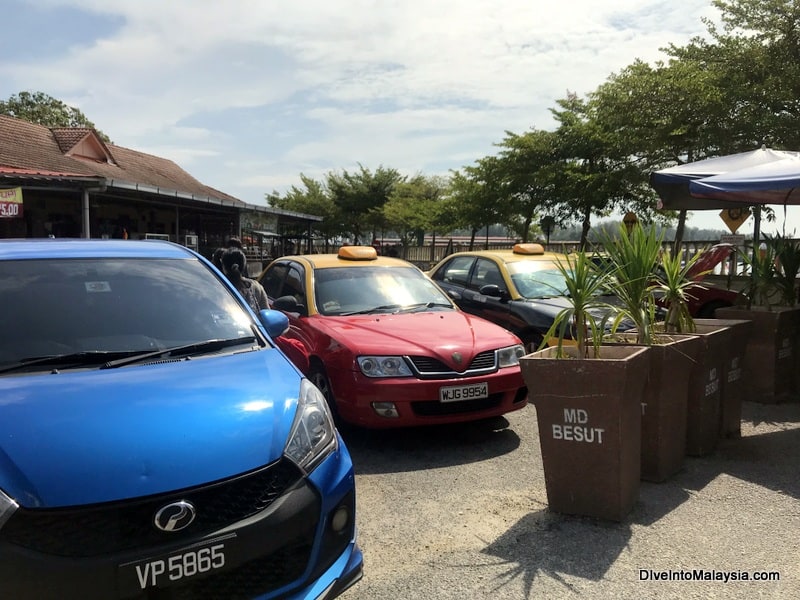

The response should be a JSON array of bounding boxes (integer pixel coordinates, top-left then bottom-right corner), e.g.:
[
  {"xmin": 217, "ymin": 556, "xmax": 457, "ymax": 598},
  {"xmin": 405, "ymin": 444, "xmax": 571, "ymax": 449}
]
[{"xmin": 338, "ymin": 400, "xmax": 800, "ymax": 600}]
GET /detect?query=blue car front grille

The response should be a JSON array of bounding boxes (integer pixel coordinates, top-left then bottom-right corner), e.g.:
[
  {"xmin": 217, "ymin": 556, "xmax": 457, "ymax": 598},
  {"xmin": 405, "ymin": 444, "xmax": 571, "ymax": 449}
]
[{"xmin": 1, "ymin": 459, "xmax": 303, "ymax": 558}]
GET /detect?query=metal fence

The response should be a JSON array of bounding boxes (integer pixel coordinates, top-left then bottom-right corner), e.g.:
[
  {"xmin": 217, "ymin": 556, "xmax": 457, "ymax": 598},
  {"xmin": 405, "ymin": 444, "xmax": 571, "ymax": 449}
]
[
  {"xmin": 249, "ymin": 238, "xmax": 772, "ymax": 281},
  {"xmin": 397, "ymin": 239, "xmax": 758, "ymax": 277}
]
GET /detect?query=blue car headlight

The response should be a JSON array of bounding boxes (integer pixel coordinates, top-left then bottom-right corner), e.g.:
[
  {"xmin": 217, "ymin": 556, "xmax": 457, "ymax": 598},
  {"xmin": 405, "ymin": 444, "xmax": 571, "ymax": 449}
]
[
  {"xmin": 284, "ymin": 379, "xmax": 338, "ymax": 474},
  {"xmin": 0, "ymin": 489, "xmax": 18, "ymax": 530},
  {"xmin": 357, "ymin": 356, "xmax": 412, "ymax": 378},
  {"xmin": 497, "ymin": 344, "xmax": 525, "ymax": 368}
]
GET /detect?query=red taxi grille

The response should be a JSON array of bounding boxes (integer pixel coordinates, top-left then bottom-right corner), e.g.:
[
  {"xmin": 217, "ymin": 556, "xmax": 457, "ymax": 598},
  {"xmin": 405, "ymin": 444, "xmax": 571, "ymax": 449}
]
[{"xmin": 407, "ymin": 350, "xmax": 496, "ymax": 377}]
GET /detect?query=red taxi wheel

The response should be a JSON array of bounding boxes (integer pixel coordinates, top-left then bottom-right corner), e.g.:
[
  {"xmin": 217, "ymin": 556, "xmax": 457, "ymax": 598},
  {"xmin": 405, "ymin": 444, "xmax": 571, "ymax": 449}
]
[{"xmin": 309, "ymin": 363, "xmax": 340, "ymax": 419}]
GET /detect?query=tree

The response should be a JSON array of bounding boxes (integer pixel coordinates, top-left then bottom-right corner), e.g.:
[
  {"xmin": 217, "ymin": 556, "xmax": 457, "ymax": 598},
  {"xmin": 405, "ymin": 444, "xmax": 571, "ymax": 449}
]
[
  {"xmin": 0, "ymin": 91, "xmax": 111, "ymax": 142},
  {"xmin": 266, "ymin": 174, "xmax": 341, "ymax": 249},
  {"xmin": 448, "ymin": 156, "xmax": 509, "ymax": 250},
  {"xmin": 589, "ymin": 59, "xmax": 729, "ymax": 246},
  {"xmin": 326, "ymin": 165, "xmax": 404, "ymax": 244},
  {"xmin": 548, "ymin": 93, "xmax": 641, "ymax": 249},
  {"xmin": 494, "ymin": 128, "xmax": 559, "ymax": 242},
  {"xmin": 665, "ymin": 0, "xmax": 800, "ymax": 150},
  {"xmin": 383, "ymin": 175, "xmax": 450, "ymax": 253}
]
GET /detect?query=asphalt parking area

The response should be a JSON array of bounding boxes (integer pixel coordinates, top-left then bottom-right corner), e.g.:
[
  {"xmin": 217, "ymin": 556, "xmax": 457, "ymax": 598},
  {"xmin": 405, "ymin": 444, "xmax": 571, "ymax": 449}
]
[{"xmin": 340, "ymin": 401, "xmax": 800, "ymax": 599}]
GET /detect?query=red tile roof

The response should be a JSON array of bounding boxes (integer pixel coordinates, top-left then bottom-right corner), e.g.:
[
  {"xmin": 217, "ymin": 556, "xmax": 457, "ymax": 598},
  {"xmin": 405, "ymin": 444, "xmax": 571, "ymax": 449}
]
[
  {"xmin": 0, "ymin": 165, "xmax": 96, "ymax": 178},
  {"xmin": 0, "ymin": 114, "xmax": 245, "ymax": 206}
]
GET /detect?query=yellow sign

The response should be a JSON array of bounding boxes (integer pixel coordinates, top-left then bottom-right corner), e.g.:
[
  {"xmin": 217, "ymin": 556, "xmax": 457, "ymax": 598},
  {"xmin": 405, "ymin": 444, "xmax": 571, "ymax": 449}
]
[
  {"xmin": 719, "ymin": 207, "xmax": 750, "ymax": 234},
  {"xmin": 622, "ymin": 211, "xmax": 638, "ymax": 232},
  {"xmin": 0, "ymin": 187, "xmax": 23, "ymax": 218}
]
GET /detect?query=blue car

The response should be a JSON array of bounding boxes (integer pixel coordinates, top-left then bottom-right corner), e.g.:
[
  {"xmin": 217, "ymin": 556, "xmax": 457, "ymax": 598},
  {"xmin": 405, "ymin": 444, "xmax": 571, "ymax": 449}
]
[{"xmin": 0, "ymin": 239, "xmax": 362, "ymax": 599}]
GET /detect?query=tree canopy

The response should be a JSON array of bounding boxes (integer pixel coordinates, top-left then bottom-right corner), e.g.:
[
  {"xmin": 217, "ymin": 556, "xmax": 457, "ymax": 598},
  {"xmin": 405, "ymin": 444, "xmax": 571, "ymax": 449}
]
[{"xmin": 0, "ymin": 91, "xmax": 110, "ymax": 142}]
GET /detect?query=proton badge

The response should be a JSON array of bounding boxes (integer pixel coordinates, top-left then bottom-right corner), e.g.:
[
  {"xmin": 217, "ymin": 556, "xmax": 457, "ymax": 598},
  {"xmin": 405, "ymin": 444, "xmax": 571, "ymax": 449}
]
[
  {"xmin": 154, "ymin": 500, "xmax": 196, "ymax": 532},
  {"xmin": 452, "ymin": 352, "xmax": 463, "ymax": 365}
]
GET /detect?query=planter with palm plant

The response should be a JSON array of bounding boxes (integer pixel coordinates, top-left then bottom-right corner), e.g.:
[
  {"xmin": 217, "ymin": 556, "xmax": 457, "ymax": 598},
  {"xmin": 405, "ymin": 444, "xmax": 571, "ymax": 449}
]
[
  {"xmin": 519, "ymin": 251, "xmax": 649, "ymax": 521},
  {"xmin": 715, "ymin": 233, "xmax": 800, "ymax": 404},
  {"xmin": 656, "ymin": 245, "xmax": 752, "ymax": 454},
  {"xmin": 600, "ymin": 223, "xmax": 703, "ymax": 482}
]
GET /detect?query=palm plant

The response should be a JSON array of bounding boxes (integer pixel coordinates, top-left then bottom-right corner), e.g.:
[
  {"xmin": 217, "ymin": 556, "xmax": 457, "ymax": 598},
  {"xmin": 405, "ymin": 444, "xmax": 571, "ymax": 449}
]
[
  {"xmin": 599, "ymin": 223, "xmax": 664, "ymax": 345},
  {"xmin": 740, "ymin": 241, "xmax": 779, "ymax": 309},
  {"xmin": 771, "ymin": 233, "xmax": 800, "ymax": 307},
  {"xmin": 539, "ymin": 250, "xmax": 617, "ymax": 358},
  {"xmin": 656, "ymin": 246, "xmax": 707, "ymax": 333}
]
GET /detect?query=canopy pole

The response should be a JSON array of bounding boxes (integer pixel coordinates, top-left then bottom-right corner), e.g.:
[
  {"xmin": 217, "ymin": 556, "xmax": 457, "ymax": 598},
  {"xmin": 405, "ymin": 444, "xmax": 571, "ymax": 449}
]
[
  {"xmin": 673, "ymin": 209, "xmax": 687, "ymax": 251},
  {"xmin": 752, "ymin": 204, "xmax": 762, "ymax": 266}
]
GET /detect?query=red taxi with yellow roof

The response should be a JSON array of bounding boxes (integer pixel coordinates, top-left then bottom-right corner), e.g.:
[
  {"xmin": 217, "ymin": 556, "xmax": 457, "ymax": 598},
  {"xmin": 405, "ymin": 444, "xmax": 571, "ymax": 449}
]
[{"xmin": 257, "ymin": 246, "xmax": 528, "ymax": 428}]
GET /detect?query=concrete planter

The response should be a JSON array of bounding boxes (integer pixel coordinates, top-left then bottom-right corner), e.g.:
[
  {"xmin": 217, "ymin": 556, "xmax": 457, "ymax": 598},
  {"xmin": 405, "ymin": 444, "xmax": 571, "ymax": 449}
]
[
  {"xmin": 714, "ymin": 306, "xmax": 800, "ymax": 403},
  {"xmin": 520, "ymin": 345, "xmax": 650, "ymax": 521},
  {"xmin": 694, "ymin": 318, "xmax": 752, "ymax": 438},
  {"xmin": 684, "ymin": 322, "xmax": 733, "ymax": 456},
  {"xmin": 606, "ymin": 333, "xmax": 703, "ymax": 481}
]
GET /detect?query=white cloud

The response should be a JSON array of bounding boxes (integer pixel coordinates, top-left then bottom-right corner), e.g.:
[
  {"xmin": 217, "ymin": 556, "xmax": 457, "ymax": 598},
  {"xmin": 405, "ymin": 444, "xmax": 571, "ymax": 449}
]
[{"xmin": 5, "ymin": 0, "xmax": 742, "ymax": 231}]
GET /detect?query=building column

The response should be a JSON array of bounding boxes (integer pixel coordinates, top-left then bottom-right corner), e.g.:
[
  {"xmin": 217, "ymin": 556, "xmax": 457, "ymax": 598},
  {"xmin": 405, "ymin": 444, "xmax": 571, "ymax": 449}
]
[{"xmin": 82, "ymin": 188, "xmax": 91, "ymax": 238}]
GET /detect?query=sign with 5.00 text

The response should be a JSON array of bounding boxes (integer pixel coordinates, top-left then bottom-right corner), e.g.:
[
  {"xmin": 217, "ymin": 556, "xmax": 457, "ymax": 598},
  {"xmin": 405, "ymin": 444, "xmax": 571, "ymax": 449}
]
[{"xmin": 0, "ymin": 187, "xmax": 23, "ymax": 218}]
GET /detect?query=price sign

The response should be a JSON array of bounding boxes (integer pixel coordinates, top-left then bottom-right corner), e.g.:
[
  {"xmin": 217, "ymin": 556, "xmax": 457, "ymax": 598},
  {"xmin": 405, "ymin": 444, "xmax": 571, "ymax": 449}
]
[{"xmin": 0, "ymin": 187, "xmax": 24, "ymax": 219}]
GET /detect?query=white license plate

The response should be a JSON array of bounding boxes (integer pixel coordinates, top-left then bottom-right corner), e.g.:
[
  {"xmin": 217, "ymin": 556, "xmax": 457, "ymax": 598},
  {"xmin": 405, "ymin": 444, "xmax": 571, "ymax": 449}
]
[
  {"xmin": 439, "ymin": 382, "xmax": 489, "ymax": 403},
  {"xmin": 122, "ymin": 535, "xmax": 233, "ymax": 591}
]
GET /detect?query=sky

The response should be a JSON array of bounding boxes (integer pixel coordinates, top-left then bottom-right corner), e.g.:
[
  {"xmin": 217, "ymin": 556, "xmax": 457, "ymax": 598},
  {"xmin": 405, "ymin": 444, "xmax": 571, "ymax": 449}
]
[{"xmin": 3, "ymin": 0, "xmax": 798, "ymax": 238}]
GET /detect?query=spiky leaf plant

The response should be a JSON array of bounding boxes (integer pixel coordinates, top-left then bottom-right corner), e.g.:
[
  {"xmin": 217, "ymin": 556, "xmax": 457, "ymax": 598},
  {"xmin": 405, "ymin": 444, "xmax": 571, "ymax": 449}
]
[
  {"xmin": 599, "ymin": 223, "xmax": 664, "ymax": 345},
  {"xmin": 539, "ymin": 251, "xmax": 618, "ymax": 359},
  {"xmin": 656, "ymin": 246, "xmax": 707, "ymax": 333}
]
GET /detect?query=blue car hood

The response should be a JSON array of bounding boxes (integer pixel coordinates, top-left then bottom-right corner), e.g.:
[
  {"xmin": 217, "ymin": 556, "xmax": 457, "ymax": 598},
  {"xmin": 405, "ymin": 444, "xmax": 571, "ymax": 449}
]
[{"xmin": 0, "ymin": 348, "xmax": 301, "ymax": 508}]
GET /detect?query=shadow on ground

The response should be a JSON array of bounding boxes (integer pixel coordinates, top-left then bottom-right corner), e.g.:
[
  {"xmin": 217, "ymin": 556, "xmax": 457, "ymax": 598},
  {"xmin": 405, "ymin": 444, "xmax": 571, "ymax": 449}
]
[
  {"xmin": 480, "ymin": 510, "xmax": 632, "ymax": 597},
  {"xmin": 341, "ymin": 416, "xmax": 522, "ymax": 475},
  {"xmin": 479, "ymin": 400, "xmax": 800, "ymax": 594}
]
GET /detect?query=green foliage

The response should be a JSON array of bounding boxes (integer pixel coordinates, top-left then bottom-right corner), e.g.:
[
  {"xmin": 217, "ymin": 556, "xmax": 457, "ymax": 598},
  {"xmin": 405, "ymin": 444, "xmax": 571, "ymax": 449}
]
[
  {"xmin": 539, "ymin": 251, "xmax": 618, "ymax": 359},
  {"xmin": 0, "ymin": 91, "xmax": 110, "ymax": 142},
  {"xmin": 743, "ymin": 232, "xmax": 800, "ymax": 308},
  {"xmin": 448, "ymin": 156, "xmax": 510, "ymax": 247},
  {"xmin": 736, "ymin": 232, "xmax": 800, "ymax": 309},
  {"xmin": 772, "ymin": 234, "xmax": 800, "ymax": 306},
  {"xmin": 384, "ymin": 175, "xmax": 449, "ymax": 248},
  {"xmin": 599, "ymin": 223, "xmax": 665, "ymax": 345},
  {"xmin": 656, "ymin": 247, "xmax": 706, "ymax": 333},
  {"xmin": 493, "ymin": 129, "xmax": 559, "ymax": 242},
  {"xmin": 327, "ymin": 165, "xmax": 404, "ymax": 244},
  {"xmin": 739, "ymin": 241, "xmax": 779, "ymax": 308},
  {"xmin": 266, "ymin": 174, "xmax": 341, "ymax": 245}
]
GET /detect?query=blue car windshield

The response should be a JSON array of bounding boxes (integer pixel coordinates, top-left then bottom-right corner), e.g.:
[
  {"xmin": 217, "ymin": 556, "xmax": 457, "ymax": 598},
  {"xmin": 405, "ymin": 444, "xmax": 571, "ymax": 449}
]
[
  {"xmin": 0, "ymin": 258, "xmax": 256, "ymax": 365},
  {"xmin": 314, "ymin": 266, "xmax": 453, "ymax": 315}
]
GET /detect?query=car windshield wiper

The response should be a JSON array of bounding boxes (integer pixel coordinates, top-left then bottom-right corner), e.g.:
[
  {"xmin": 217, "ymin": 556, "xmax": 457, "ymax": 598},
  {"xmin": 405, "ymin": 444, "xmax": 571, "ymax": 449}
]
[
  {"xmin": 401, "ymin": 302, "xmax": 454, "ymax": 312},
  {"xmin": 341, "ymin": 304, "xmax": 401, "ymax": 315},
  {"xmin": 101, "ymin": 336, "xmax": 258, "ymax": 369},
  {"xmin": 0, "ymin": 351, "xmax": 142, "ymax": 374}
]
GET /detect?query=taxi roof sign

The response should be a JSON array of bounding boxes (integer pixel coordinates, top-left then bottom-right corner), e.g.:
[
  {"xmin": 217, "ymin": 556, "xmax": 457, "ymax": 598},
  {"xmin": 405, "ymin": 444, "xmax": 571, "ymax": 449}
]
[
  {"xmin": 338, "ymin": 245, "xmax": 378, "ymax": 261},
  {"xmin": 512, "ymin": 243, "xmax": 545, "ymax": 255}
]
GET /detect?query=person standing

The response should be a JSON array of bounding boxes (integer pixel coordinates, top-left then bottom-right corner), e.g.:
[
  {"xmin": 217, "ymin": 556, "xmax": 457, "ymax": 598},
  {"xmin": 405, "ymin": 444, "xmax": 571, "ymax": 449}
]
[
  {"xmin": 220, "ymin": 247, "xmax": 268, "ymax": 313},
  {"xmin": 220, "ymin": 247, "xmax": 309, "ymax": 374}
]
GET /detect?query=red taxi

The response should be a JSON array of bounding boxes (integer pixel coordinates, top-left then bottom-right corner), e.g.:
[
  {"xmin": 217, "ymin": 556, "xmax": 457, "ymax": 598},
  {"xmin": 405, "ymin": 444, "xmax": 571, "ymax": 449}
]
[{"xmin": 257, "ymin": 246, "xmax": 528, "ymax": 428}]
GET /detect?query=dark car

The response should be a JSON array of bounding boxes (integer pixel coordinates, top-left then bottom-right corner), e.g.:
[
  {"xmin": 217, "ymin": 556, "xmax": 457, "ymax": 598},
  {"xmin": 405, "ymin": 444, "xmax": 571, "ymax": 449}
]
[
  {"xmin": 0, "ymin": 239, "xmax": 362, "ymax": 600},
  {"xmin": 427, "ymin": 243, "xmax": 605, "ymax": 352},
  {"xmin": 427, "ymin": 243, "xmax": 741, "ymax": 351}
]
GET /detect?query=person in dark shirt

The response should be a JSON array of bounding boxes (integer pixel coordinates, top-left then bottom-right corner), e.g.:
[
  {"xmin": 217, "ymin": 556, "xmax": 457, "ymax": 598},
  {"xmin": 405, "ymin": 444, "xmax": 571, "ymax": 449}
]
[{"xmin": 220, "ymin": 247, "xmax": 309, "ymax": 374}]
